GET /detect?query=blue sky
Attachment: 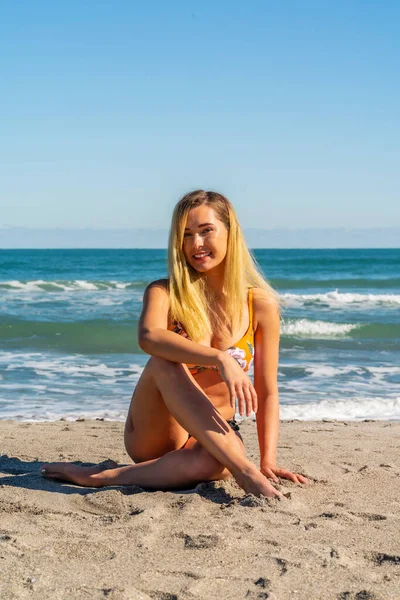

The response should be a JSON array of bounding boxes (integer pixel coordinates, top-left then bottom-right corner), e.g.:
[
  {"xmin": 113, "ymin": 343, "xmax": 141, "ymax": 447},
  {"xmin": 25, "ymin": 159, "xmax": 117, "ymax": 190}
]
[{"xmin": 1, "ymin": 1, "xmax": 399, "ymax": 235}]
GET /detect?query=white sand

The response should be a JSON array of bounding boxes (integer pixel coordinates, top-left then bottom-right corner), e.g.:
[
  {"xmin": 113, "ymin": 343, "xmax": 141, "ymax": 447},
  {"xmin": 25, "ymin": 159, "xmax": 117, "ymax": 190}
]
[{"xmin": 0, "ymin": 419, "xmax": 399, "ymax": 599}]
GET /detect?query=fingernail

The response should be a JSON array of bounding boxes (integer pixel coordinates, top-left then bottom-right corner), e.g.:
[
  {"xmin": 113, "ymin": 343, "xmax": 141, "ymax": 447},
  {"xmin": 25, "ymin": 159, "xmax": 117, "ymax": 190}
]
[{"xmin": 40, "ymin": 468, "xmax": 46, "ymax": 476}]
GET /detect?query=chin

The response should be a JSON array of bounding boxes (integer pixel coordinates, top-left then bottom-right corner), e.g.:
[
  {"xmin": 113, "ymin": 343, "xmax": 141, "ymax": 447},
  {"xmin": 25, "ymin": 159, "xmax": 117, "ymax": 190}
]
[
  {"xmin": 191, "ymin": 260, "xmax": 223, "ymax": 274},
  {"xmin": 190, "ymin": 264, "xmax": 209, "ymax": 273}
]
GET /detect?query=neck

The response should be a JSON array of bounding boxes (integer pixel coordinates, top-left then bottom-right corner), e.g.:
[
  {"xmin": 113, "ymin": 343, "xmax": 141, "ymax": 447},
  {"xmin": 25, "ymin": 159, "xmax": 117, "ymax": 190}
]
[{"xmin": 203, "ymin": 263, "xmax": 225, "ymax": 297}]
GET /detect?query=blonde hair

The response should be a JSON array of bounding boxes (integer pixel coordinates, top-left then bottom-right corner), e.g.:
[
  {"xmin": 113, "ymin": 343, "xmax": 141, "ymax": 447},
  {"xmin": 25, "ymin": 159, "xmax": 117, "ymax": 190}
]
[{"xmin": 168, "ymin": 190, "xmax": 280, "ymax": 341}]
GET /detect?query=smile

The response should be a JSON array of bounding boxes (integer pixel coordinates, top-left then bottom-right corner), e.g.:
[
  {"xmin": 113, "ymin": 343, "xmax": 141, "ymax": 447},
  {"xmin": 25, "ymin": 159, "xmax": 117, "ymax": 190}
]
[{"xmin": 193, "ymin": 252, "xmax": 211, "ymax": 260}]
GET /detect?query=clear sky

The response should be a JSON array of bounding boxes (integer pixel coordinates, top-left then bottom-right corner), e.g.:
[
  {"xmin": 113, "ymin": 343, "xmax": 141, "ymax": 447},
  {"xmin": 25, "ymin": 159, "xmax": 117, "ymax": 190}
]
[{"xmin": 1, "ymin": 0, "xmax": 399, "ymax": 233}]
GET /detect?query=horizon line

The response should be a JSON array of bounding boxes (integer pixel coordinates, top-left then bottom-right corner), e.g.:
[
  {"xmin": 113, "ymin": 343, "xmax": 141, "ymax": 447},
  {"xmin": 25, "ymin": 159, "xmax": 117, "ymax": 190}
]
[{"xmin": 1, "ymin": 247, "xmax": 399, "ymax": 251}]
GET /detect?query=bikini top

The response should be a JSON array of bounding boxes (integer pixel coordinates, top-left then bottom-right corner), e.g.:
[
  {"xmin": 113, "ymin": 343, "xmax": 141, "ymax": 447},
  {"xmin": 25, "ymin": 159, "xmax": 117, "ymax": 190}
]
[{"xmin": 167, "ymin": 288, "xmax": 255, "ymax": 376}]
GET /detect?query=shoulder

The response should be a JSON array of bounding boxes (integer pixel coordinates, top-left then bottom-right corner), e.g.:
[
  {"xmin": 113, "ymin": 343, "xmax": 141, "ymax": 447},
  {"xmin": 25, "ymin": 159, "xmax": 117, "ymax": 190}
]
[
  {"xmin": 143, "ymin": 279, "xmax": 170, "ymax": 305},
  {"xmin": 251, "ymin": 287, "xmax": 280, "ymax": 330},
  {"xmin": 251, "ymin": 287, "xmax": 280, "ymax": 314},
  {"xmin": 145, "ymin": 278, "xmax": 170, "ymax": 293}
]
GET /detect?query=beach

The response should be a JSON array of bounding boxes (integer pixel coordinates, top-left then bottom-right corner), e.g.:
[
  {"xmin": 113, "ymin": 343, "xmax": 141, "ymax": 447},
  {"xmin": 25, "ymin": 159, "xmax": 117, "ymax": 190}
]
[
  {"xmin": 1, "ymin": 249, "xmax": 399, "ymax": 598},
  {"xmin": 1, "ymin": 418, "xmax": 399, "ymax": 600}
]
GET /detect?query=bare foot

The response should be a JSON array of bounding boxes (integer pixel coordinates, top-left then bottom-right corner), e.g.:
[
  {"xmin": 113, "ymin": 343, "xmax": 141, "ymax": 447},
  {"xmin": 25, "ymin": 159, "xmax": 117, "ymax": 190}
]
[
  {"xmin": 40, "ymin": 459, "xmax": 118, "ymax": 487},
  {"xmin": 234, "ymin": 465, "xmax": 283, "ymax": 499}
]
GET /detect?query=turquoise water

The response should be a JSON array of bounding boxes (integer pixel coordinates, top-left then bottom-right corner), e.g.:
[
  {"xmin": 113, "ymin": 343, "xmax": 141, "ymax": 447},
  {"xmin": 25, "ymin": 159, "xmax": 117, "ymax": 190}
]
[{"xmin": 0, "ymin": 248, "xmax": 399, "ymax": 421}]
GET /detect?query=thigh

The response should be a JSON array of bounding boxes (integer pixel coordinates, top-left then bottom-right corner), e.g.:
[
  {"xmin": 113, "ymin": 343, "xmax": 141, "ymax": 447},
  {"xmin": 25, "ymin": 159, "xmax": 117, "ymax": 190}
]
[{"xmin": 124, "ymin": 357, "xmax": 190, "ymax": 463}]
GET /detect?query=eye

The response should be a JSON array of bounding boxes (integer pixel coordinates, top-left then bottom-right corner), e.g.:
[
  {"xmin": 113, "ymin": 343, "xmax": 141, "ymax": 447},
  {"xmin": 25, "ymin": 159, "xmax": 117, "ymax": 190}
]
[
  {"xmin": 183, "ymin": 232, "xmax": 191, "ymax": 238},
  {"xmin": 202, "ymin": 227, "xmax": 213, "ymax": 234}
]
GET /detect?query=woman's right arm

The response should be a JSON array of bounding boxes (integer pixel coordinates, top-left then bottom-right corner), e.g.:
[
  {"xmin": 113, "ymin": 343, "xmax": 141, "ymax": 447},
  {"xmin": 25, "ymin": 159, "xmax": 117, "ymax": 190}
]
[
  {"xmin": 138, "ymin": 280, "xmax": 257, "ymax": 415},
  {"xmin": 138, "ymin": 280, "xmax": 224, "ymax": 367}
]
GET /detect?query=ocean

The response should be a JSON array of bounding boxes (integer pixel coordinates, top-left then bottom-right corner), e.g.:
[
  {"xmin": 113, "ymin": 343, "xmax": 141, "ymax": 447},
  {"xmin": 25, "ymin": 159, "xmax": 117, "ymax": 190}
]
[{"xmin": 0, "ymin": 248, "xmax": 399, "ymax": 421}]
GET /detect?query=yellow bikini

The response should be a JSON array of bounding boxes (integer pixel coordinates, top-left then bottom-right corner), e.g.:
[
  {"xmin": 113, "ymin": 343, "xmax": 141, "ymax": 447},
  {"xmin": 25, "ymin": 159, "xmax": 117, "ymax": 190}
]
[{"xmin": 167, "ymin": 288, "xmax": 255, "ymax": 375}]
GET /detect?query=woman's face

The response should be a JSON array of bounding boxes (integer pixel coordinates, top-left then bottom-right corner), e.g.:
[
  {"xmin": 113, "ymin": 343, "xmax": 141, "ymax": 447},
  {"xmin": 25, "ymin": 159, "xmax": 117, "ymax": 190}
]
[{"xmin": 182, "ymin": 205, "xmax": 229, "ymax": 273}]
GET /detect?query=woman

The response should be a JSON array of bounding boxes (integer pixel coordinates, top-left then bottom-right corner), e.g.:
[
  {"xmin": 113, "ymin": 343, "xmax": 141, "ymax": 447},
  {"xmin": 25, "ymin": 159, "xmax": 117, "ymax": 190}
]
[{"xmin": 41, "ymin": 190, "xmax": 308, "ymax": 498}]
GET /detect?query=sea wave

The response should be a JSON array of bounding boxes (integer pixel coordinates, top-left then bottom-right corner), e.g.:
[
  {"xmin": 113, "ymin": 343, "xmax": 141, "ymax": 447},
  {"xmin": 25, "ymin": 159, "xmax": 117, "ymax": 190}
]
[
  {"xmin": 0, "ymin": 409, "xmax": 128, "ymax": 422},
  {"xmin": 1, "ymin": 316, "xmax": 399, "ymax": 355},
  {"xmin": 0, "ymin": 280, "xmax": 147, "ymax": 292},
  {"xmin": 302, "ymin": 364, "xmax": 400, "ymax": 378},
  {"xmin": 2, "ymin": 281, "xmax": 400, "ymax": 311},
  {"xmin": 272, "ymin": 277, "xmax": 400, "ymax": 290},
  {"xmin": 282, "ymin": 290, "xmax": 400, "ymax": 308},
  {"xmin": 3, "ymin": 397, "xmax": 398, "ymax": 422},
  {"xmin": 278, "ymin": 396, "xmax": 400, "ymax": 421},
  {"xmin": 0, "ymin": 351, "xmax": 144, "ymax": 379},
  {"xmin": 279, "ymin": 319, "xmax": 400, "ymax": 340},
  {"xmin": 281, "ymin": 319, "xmax": 359, "ymax": 337}
]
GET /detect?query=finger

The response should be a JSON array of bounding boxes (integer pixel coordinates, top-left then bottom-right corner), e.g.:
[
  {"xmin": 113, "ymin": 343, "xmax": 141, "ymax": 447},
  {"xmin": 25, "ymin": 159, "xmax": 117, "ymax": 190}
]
[
  {"xmin": 284, "ymin": 471, "xmax": 310, "ymax": 484},
  {"xmin": 244, "ymin": 385, "xmax": 253, "ymax": 417},
  {"xmin": 271, "ymin": 486, "xmax": 283, "ymax": 499},
  {"xmin": 236, "ymin": 387, "xmax": 246, "ymax": 417},
  {"xmin": 281, "ymin": 470, "xmax": 299, "ymax": 484},
  {"xmin": 264, "ymin": 468, "xmax": 279, "ymax": 483},
  {"xmin": 250, "ymin": 385, "xmax": 258, "ymax": 413},
  {"xmin": 228, "ymin": 385, "xmax": 236, "ymax": 409},
  {"xmin": 296, "ymin": 474, "xmax": 309, "ymax": 484},
  {"xmin": 263, "ymin": 479, "xmax": 282, "ymax": 498}
]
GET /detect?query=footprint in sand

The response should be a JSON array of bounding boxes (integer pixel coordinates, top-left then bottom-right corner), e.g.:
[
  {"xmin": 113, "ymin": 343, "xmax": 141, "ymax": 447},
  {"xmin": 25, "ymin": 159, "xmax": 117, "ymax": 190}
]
[
  {"xmin": 337, "ymin": 592, "xmax": 379, "ymax": 600},
  {"xmin": 254, "ymin": 577, "xmax": 271, "ymax": 589},
  {"xmin": 371, "ymin": 552, "xmax": 400, "ymax": 565},
  {"xmin": 44, "ymin": 540, "xmax": 116, "ymax": 561},
  {"xmin": 181, "ymin": 533, "xmax": 219, "ymax": 549},
  {"xmin": 350, "ymin": 512, "xmax": 387, "ymax": 521},
  {"xmin": 275, "ymin": 557, "xmax": 288, "ymax": 576},
  {"xmin": 72, "ymin": 489, "xmax": 127, "ymax": 516}
]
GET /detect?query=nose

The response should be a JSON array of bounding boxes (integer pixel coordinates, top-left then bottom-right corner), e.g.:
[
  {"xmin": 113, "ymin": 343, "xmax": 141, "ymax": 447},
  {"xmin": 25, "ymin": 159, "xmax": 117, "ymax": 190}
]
[{"xmin": 192, "ymin": 232, "xmax": 204, "ymax": 249}]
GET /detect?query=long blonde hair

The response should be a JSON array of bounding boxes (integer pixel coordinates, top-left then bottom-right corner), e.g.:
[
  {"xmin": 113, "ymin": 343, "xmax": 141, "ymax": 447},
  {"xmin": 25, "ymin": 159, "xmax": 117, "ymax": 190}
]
[{"xmin": 168, "ymin": 190, "xmax": 280, "ymax": 341}]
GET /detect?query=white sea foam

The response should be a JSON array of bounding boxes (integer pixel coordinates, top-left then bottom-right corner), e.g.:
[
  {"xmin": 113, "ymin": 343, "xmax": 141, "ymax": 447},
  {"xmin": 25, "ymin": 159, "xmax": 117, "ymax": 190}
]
[
  {"xmin": 11, "ymin": 360, "xmax": 144, "ymax": 379},
  {"xmin": 0, "ymin": 351, "xmax": 145, "ymax": 380},
  {"xmin": 281, "ymin": 363, "xmax": 400, "ymax": 381},
  {"xmin": 74, "ymin": 280, "xmax": 98, "ymax": 290},
  {"xmin": 0, "ymin": 409, "xmax": 128, "ymax": 422},
  {"xmin": 283, "ymin": 290, "xmax": 400, "ymax": 308},
  {"xmin": 303, "ymin": 365, "xmax": 363, "ymax": 378},
  {"xmin": 0, "ymin": 280, "xmax": 137, "ymax": 292},
  {"xmin": 279, "ymin": 396, "xmax": 400, "ymax": 421},
  {"xmin": 3, "ymin": 397, "xmax": 398, "ymax": 422},
  {"xmin": 367, "ymin": 366, "xmax": 400, "ymax": 375},
  {"xmin": 233, "ymin": 396, "xmax": 400, "ymax": 422},
  {"xmin": 281, "ymin": 319, "xmax": 359, "ymax": 337}
]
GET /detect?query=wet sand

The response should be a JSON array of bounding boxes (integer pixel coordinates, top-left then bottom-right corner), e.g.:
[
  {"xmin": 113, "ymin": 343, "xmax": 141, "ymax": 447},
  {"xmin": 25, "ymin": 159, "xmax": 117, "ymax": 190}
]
[{"xmin": 0, "ymin": 419, "xmax": 399, "ymax": 599}]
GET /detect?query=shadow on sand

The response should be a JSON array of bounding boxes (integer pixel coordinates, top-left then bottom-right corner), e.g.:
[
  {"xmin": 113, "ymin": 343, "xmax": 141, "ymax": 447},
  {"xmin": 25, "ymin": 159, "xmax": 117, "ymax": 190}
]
[{"xmin": 0, "ymin": 454, "xmax": 235, "ymax": 504}]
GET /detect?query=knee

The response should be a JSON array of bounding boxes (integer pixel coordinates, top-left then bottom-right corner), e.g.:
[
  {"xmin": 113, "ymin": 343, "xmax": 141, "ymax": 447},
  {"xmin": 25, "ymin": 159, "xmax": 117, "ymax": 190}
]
[{"xmin": 146, "ymin": 356, "xmax": 179, "ymax": 372}]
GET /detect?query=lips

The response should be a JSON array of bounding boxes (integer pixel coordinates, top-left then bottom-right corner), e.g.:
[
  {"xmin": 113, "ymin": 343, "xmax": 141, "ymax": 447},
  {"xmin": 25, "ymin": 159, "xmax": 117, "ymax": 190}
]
[{"xmin": 193, "ymin": 252, "xmax": 211, "ymax": 260}]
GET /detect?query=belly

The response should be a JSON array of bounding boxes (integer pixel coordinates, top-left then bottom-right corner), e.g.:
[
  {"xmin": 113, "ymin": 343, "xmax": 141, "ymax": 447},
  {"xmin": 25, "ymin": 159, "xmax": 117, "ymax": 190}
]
[{"xmin": 193, "ymin": 369, "xmax": 234, "ymax": 420}]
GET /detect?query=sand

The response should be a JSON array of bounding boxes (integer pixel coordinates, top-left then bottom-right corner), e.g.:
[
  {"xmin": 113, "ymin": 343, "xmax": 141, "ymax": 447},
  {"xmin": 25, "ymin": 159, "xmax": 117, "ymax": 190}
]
[{"xmin": 0, "ymin": 419, "xmax": 399, "ymax": 600}]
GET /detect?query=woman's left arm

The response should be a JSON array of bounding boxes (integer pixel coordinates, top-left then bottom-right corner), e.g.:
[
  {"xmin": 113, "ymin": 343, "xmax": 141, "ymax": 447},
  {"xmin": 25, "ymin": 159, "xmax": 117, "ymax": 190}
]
[{"xmin": 253, "ymin": 290, "xmax": 308, "ymax": 485}]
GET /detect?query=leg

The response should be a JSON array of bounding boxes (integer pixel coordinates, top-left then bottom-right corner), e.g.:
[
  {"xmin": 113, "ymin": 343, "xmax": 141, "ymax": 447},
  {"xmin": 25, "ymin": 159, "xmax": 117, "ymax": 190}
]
[
  {"xmin": 124, "ymin": 356, "xmax": 192, "ymax": 462},
  {"xmin": 40, "ymin": 436, "xmax": 238, "ymax": 489},
  {"xmin": 42, "ymin": 357, "xmax": 282, "ymax": 497},
  {"xmin": 140, "ymin": 358, "xmax": 282, "ymax": 497}
]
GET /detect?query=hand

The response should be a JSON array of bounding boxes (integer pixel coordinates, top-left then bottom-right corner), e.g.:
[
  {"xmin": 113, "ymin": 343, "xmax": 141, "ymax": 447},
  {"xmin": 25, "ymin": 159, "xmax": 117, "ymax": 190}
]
[
  {"xmin": 261, "ymin": 463, "xmax": 309, "ymax": 485},
  {"xmin": 217, "ymin": 352, "xmax": 257, "ymax": 417}
]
